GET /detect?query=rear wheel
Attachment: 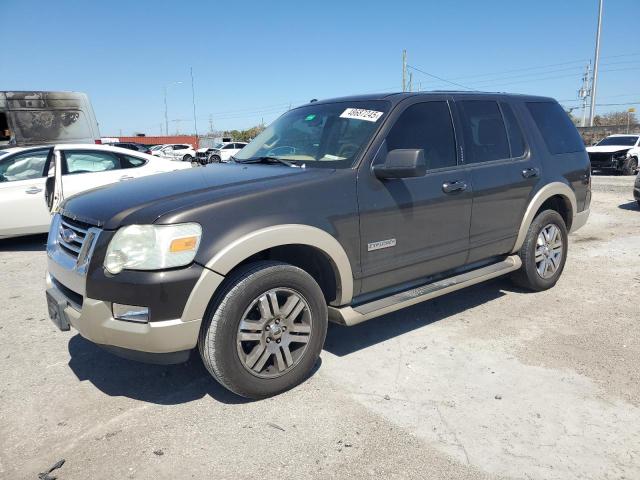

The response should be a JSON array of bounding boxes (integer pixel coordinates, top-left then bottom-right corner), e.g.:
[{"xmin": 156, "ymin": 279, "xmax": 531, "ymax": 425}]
[
  {"xmin": 198, "ymin": 261, "xmax": 328, "ymax": 399},
  {"xmin": 622, "ymin": 157, "xmax": 638, "ymax": 176},
  {"xmin": 182, "ymin": 154, "xmax": 193, "ymax": 162},
  {"xmin": 511, "ymin": 209, "xmax": 568, "ymax": 291}
]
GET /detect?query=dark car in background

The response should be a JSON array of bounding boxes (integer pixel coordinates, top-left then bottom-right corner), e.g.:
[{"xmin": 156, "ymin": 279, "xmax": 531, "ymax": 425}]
[{"xmin": 107, "ymin": 142, "xmax": 152, "ymax": 155}]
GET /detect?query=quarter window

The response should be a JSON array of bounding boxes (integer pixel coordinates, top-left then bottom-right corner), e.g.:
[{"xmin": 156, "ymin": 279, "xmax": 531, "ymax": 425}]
[
  {"xmin": 121, "ymin": 154, "xmax": 146, "ymax": 168},
  {"xmin": 0, "ymin": 149, "xmax": 49, "ymax": 182},
  {"xmin": 526, "ymin": 102, "xmax": 584, "ymax": 154},
  {"xmin": 386, "ymin": 101, "xmax": 457, "ymax": 170},
  {"xmin": 459, "ymin": 101, "xmax": 510, "ymax": 163},
  {"xmin": 64, "ymin": 151, "xmax": 121, "ymax": 174}
]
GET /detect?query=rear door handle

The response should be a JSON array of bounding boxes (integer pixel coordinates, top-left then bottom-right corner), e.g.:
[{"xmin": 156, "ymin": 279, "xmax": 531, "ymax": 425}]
[
  {"xmin": 522, "ymin": 167, "xmax": 539, "ymax": 179},
  {"xmin": 25, "ymin": 186, "xmax": 43, "ymax": 194},
  {"xmin": 442, "ymin": 180, "xmax": 468, "ymax": 194}
]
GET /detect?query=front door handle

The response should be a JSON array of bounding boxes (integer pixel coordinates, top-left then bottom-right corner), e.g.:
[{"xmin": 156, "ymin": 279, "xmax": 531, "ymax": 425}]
[
  {"xmin": 522, "ymin": 167, "xmax": 539, "ymax": 179},
  {"xmin": 25, "ymin": 186, "xmax": 43, "ymax": 194},
  {"xmin": 119, "ymin": 175, "xmax": 134, "ymax": 181},
  {"xmin": 442, "ymin": 180, "xmax": 468, "ymax": 194}
]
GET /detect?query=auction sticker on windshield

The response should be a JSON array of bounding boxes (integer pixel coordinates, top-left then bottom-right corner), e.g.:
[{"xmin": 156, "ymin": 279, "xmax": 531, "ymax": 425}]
[{"xmin": 340, "ymin": 108, "xmax": 384, "ymax": 122}]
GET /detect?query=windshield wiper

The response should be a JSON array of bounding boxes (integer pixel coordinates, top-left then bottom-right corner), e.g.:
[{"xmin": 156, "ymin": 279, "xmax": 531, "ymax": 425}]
[{"xmin": 236, "ymin": 156, "xmax": 298, "ymax": 167}]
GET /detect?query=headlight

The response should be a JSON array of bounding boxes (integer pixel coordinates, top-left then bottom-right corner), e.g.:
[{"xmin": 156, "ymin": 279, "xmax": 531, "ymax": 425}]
[
  {"xmin": 613, "ymin": 149, "xmax": 630, "ymax": 159},
  {"xmin": 104, "ymin": 223, "xmax": 202, "ymax": 274}
]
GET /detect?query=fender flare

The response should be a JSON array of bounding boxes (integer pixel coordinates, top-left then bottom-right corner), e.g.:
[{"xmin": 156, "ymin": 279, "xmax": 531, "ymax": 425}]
[
  {"xmin": 511, "ymin": 182, "xmax": 577, "ymax": 253},
  {"xmin": 181, "ymin": 224, "xmax": 354, "ymax": 323}
]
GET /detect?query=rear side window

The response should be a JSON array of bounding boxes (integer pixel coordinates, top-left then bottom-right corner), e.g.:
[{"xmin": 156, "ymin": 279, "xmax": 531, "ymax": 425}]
[
  {"xmin": 386, "ymin": 101, "xmax": 457, "ymax": 170},
  {"xmin": 459, "ymin": 101, "xmax": 510, "ymax": 163},
  {"xmin": 500, "ymin": 103, "xmax": 526, "ymax": 157},
  {"xmin": 526, "ymin": 102, "xmax": 584, "ymax": 154},
  {"xmin": 64, "ymin": 151, "xmax": 121, "ymax": 174}
]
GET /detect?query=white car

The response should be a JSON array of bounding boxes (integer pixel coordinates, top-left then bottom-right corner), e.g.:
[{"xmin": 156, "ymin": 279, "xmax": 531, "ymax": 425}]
[
  {"xmin": 207, "ymin": 142, "xmax": 248, "ymax": 163},
  {"xmin": 151, "ymin": 143, "xmax": 196, "ymax": 162},
  {"xmin": 0, "ymin": 144, "xmax": 191, "ymax": 239},
  {"xmin": 586, "ymin": 134, "xmax": 639, "ymax": 175}
]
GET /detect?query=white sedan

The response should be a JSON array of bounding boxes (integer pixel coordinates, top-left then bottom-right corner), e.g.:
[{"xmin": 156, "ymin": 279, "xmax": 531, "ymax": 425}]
[{"xmin": 0, "ymin": 143, "xmax": 191, "ymax": 239}]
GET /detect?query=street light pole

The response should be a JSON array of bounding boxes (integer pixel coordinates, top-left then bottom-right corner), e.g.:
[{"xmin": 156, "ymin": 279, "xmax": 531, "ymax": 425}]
[
  {"xmin": 163, "ymin": 81, "xmax": 183, "ymax": 136},
  {"xmin": 589, "ymin": 0, "xmax": 603, "ymax": 127}
]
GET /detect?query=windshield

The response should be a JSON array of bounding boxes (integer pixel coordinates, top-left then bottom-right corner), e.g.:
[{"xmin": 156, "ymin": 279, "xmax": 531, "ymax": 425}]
[
  {"xmin": 234, "ymin": 100, "xmax": 390, "ymax": 168},
  {"xmin": 597, "ymin": 136, "xmax": 638, "ymax": 147}
]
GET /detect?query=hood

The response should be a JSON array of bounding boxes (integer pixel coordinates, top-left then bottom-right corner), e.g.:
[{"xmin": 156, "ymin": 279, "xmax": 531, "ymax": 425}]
[
  {"xmin": 60, "ymin": 163, "xmax": 320, "ymax": 229},
  {"xmin": 586, "ymin": 145, "xmax": 632, "ymax": 154}
]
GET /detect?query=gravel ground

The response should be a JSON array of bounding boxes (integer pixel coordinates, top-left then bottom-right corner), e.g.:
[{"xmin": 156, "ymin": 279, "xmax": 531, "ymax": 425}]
[{"xmin": 0, "ymin": 175, "xmax": 638, "ymax": 480}]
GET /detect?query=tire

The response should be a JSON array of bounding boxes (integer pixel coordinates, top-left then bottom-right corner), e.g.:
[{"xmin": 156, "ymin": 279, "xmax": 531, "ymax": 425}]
[
  {"xmin": 622, "ymin": 157, "xmax": 638, "ymax": 176},
  {"xmin": 209, "ymin": 155, "xmax": 221, "ymax": 163},
  {"xmin": 198, "ymin": 261, "xmax": 328, "ymax": 399},
  {"xmin": 511, "ymin": 209, "xmax": 568, "ymax": 291},
  {"xmin": 182, "ymin": 154, "xmax": 193, "ymax": 162}
]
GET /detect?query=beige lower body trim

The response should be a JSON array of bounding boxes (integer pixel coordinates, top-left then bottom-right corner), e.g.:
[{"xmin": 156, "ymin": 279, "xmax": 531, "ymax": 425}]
[
  {"xmin": 329, "ymin": 255, "xmax": 522, "ymax": 326},
  {"xmin": 570, "ymin": 208, "xmax": 590, "ymax": 233},
  {"xmin": 60, "ymin": 295, "xmax": 201, "ymax": 354}
]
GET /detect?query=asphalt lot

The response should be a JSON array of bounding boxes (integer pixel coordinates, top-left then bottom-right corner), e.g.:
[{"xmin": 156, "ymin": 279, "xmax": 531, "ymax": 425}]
[{"xmin": 1, "ymin": 175, "xmax": 639, "ymax": 480}]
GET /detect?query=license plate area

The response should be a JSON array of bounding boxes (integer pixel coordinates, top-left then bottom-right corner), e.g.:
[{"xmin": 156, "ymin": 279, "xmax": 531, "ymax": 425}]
[{"xmin": 46, "ymin": 288, "xmax": 71, "ymax": 331}]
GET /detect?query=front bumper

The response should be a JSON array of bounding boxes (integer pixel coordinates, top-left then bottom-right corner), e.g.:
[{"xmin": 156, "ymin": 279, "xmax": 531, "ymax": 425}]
[{"xmin": 46, "ymin": 273, "xmax": 202, "ymax": 357}]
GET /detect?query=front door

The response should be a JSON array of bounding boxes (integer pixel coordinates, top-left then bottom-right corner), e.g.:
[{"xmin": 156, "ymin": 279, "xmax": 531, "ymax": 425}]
[
  {"xmin": 0, "ymin": 148, "xmax": 52, "ymax": 236},
  {"xmin": 357, "ymin": 99, "xmax": 473, "ymax": 296}
]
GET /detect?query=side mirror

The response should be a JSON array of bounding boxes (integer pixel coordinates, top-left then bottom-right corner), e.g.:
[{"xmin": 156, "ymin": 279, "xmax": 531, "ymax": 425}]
[{"xmin": 373, "ymin": 149, "xmax": 426, "ymax": 179}]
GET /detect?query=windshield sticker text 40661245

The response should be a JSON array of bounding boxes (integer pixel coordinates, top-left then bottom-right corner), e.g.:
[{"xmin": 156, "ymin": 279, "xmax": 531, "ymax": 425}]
[{"xmin": 340, "ymin": 108, "xmax": 384, "ymax": 122}]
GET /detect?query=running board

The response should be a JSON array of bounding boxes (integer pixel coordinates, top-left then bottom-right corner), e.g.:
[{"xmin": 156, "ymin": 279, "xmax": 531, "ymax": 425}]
[{"xmin": 328, "ymin": 255, "xmax": 522, "ymax": 326}]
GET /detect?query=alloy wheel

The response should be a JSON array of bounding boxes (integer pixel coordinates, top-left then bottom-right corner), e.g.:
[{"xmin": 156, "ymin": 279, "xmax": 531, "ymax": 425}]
[
  {"xmin": 236, "ymin": 288, "xmax": 312, "ymax": 378},
  {"xmin": 535, "ymin": 223, "xmax": 563, "ymax": 279}
]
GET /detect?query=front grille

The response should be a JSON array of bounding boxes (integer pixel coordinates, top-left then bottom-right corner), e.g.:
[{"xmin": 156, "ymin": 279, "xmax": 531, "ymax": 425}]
[
  {"xmin": 196, "ymin": 151, "xmax": 208, "ymax": 159},
  {"xmin": 588, "ymin": 152, "xmax": 613, "ymax": 165},
  {"xmin": 58, "ymin": 216, "xmax": 94, "ymax": 261}
]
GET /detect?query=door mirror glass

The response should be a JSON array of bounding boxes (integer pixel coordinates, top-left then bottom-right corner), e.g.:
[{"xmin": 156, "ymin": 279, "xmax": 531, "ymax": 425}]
[{"xmin": 373, "ymin": 149, "xmax": 426, "ymax": 179}]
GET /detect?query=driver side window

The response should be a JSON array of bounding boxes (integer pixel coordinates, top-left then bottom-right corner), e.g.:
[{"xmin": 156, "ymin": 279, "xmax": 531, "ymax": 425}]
[
  {"xmin": 0, "ymin": 149, "xmax": 49, "ymax": 182},
  {"xmin": 63, "ymin": 151, "xmax": 121, "ymax": 175},
  {"xmin": 386, "ymin": 101, "xmax": 457, "ymax": 170}
]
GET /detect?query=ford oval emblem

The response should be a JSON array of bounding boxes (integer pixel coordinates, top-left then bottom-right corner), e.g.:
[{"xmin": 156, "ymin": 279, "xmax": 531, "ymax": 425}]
[{"xmin": 60, "ymin": 227, "xmax": 77, "ymax": 244}]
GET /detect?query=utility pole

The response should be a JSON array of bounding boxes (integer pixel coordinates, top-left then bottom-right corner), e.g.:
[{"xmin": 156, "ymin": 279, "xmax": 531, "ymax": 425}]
[
  {"xmin": 163, "ymin": 81, "xmax": 183, "ymax": 136},
  {"xmin": 578, "ymin": 62, "xmax": 592, "ymax": 127},
  {"xmin": 190, "ymin": 67, "xmax": 198, "ymax": 137},
  {"xmin": 402, "ymin": 49, "xmax": 407, "ymax": 92},
  {"xmin": 589, "ymin": 0, "xmax": 604, "ymax": 126},
  {"xmin": 208, "ymin": 115, "xmax": 214, "ymax": 133},
  {"xmin": 408, "ymin": 72, "xmax": 413, "ymax": 92}
]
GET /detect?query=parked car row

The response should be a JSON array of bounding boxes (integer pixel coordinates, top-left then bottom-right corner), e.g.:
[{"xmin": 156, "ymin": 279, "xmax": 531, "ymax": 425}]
[
  {"xmin": 0, "ymin": 143, "xmax": 191, "ymax": 239},
  {"xmin": 195, "ymin": 142, "xmax": 248, "ymax": 164}
]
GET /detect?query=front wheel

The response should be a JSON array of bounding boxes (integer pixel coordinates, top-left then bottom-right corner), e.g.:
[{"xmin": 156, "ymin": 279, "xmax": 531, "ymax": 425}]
[
  {"xmin": 511, "ymin": 209, "xmax": 568, "ymax": 291},
  {"xmin": 622, "ymin": 157, "xmax": 638, "ymax": 176},
  {"xmin": 198, "ymin": 261, "xmax": 328, "ymax": 399},
  {"xmin": 208, "ymin": 155, "xmax": 221, "ymax": 164}
]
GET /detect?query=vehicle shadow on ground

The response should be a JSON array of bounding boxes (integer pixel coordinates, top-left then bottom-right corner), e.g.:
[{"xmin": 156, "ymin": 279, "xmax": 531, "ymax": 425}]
[
  {"xmin": 67, "ymin": 335, "xmax": 251, "ymax": 405},
  {"xmin": 618, "ymin": 200, "xmax": 640, "ymax": 211},
  {"xmin": 324, "ymin": 278, "xmax": 510, "ymax": 357},
  {"xmin": 0, "ymin": 233, "xmax": 47, "ymax": 252},
  {"xmin": 67, "ymin": 334, "xmax": 322, "ymax": 405}
]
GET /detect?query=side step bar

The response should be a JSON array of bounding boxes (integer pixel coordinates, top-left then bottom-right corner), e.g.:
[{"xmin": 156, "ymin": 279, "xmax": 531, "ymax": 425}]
[{"xmin": 329, "ymin": 255, "xmax": 522, "ymax": 326}]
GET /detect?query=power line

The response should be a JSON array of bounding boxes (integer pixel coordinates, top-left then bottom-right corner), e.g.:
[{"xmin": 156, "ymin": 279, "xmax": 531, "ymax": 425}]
[{"xmin": 407, "ymin": 65, "xmax": 474, "ymax": 90}]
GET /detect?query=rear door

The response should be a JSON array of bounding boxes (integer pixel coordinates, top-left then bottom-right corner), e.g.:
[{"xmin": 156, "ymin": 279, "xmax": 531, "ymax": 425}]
[
  {"xmin": 454, "ymin": 97, "xmax": 540, "ymax": 262},
  {"xmin": 59, "ymin": 149, "xmax": 127, "ymax": 199},
  {"xmin": 0, "ymin": 148, "xmax": 52, "ymax": 236}
]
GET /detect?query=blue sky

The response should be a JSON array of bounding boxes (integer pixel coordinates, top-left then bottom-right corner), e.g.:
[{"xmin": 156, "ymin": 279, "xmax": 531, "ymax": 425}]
[{"xmin": 3, "ymin": 0, "xmax": 638, "ymax": 136}]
